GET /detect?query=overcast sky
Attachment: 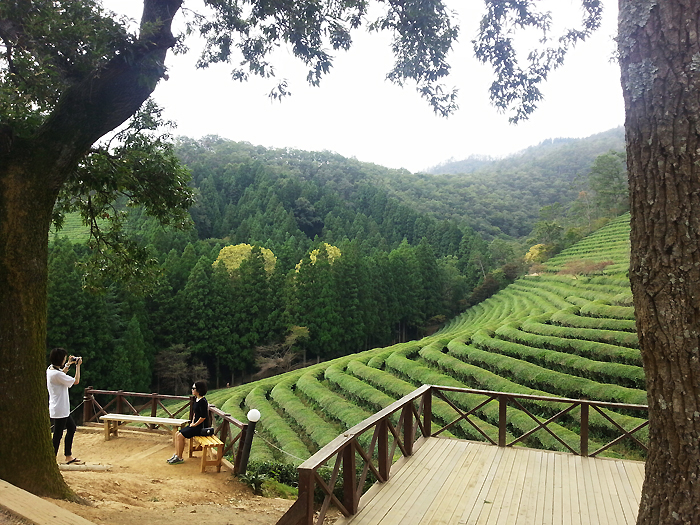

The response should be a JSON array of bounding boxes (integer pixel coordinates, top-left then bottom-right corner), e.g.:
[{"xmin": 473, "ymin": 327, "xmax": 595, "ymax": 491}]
[{"xmin": 107, "ymin": 0, "xmax": 623, "ymax": 173}]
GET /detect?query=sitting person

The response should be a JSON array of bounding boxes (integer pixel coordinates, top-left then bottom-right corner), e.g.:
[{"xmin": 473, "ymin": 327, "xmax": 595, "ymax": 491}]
[{"xmin": 168, "ymin": 380, "xmax": 209, "ymax": 464}]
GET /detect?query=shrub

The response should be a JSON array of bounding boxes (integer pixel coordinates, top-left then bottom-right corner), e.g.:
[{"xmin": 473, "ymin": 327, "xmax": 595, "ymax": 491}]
[{"xmin": 557, "ymin": 260, "xmax": 614, "ymax": 276}]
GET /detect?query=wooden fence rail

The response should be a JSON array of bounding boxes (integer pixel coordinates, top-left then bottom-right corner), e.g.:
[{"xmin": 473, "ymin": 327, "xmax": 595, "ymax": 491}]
[
  {"xmin": 276, "ymin": 384, "xmax": 649, "ymax": 525},
  {"xmin": 82, "ymin": 387, "xmax": 250, "ymax": 473}
]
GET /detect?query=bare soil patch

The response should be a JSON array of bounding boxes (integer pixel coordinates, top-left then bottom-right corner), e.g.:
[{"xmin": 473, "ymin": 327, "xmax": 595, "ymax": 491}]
[{"xmin": 44, "ymin": 427, "xmax": 296, "ymax": 525}]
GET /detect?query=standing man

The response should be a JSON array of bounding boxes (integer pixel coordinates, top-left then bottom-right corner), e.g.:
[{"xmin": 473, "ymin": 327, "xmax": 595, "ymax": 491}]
[{"xmin": 47, "ymin": 347, "xmax": 82, "ymax": 464}]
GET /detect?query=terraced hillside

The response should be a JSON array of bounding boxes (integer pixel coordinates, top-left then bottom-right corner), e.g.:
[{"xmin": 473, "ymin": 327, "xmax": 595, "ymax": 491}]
[
  {"xmin": 51, "ymin": 212, "xmax": 92, "ymax": 242},
  {"xmin": 206, "ymin": 213, "xmax": 644, "ymax": 464}
]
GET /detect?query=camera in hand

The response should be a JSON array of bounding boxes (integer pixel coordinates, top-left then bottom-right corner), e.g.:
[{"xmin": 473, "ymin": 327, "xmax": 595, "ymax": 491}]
[{"xmin": 68, "ymin": 356, "xmax": 83, "ymax": 365}]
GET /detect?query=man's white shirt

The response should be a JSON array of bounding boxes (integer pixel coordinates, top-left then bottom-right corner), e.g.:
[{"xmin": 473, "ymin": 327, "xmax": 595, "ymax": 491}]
[{"xmin": 47, "ymin": 366, "xmax": 75, "ymax": 418}]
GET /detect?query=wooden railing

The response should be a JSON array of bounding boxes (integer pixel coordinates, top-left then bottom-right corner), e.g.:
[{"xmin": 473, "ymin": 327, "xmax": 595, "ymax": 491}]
[
  {"xmin": 82, "ymin": 387, "xmax": 250, "ymax": 473},
  {"xmin": 276, "ymin": 385, "xmax": 649, "ymax": 525}
]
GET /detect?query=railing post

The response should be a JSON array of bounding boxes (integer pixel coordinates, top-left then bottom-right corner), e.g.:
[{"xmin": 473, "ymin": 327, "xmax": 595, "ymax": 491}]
[
  {"xmin": 83, "ymin": 387, "xmax": 93, "ymax": 424},
  {"xmin": 234, "ymin": 424, "xmax": 247, "ymax": 475},
  {"xmin": 298, "ymin": 468, "xmax": 315, "ymax": 525},
  {"xmin": 117, "ymin": 390, "xmax": 123, "ymax": 414},
  {"xmin": 580, "ymin": 401, "xmax": 589, "ymax": 457},
  {"xmin": 238, "ymin": 409, "xmax": 260, "ymax": 475},
  {"xmin": 498, "ymin": 394, "xmax": 507, "ymax": 447},
  {"xmin": 150, "ymin": 393, "xmax": 158, "ymax": 429},
  {"xmin": 220, "ymin": 415, "xmax": 230, "ymax": 453},
  {"xmin": 378, "ymin": 417, "xmax": 389, "ymax": 482},
  {"xmin": 402, "ymin": 403, "xmax": 413, "ymax": 456},
  {"xmin": 423, "ymin": 387, "xmax": 432, "ymax": 438},
  {"xmin": 343, "ymin": 441, "xmax": 358, "ymax": 514}
]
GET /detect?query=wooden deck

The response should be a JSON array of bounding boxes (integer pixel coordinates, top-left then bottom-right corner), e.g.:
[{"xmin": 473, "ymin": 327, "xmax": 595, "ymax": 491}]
[{"xmin": 336, "ymin": 437, "xmax": 645, "ymax": 525}]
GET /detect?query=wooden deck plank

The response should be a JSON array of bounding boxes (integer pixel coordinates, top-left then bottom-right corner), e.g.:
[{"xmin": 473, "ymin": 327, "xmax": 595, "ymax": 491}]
[
  {"xmin": 382, "ymin": 439, "xmax": 467, "ymax": 525},
  {"xmin": 338, "ymin": 439, "xmax": 644, "ymax": 525},
  {"xmin": 541, "ymin": 451, "xmax": 555, "ymax": 525},
  {"xmin": 417, "ymin": 440, "xmax": 481, "ymax": 525},
  {"xmin": 500, "ymin": 446, "xmax": 531, "ymax": 525},
  {"xmin": 556, "ymin": 454, "xmax": 569, "ymax": 525},
  {"xmin": 622, "ymin": 461, "xmax": 645, "ymax": 501},
  {"xmin": 521, "ymin": 449, "xmax": 545, "ymax": 524},
  {"xmin": 604, "ymin": 459, "xmax": 637, "ymax": 524},
  {"xmin": 459, "ymin": 446, "xmax": 507, "ymax": 525},
  {"xmin": 349, "ymin": 438, "xmax": 449, "ymax": 525},
  {"xmin": 593, "ymin": 456, "xmax": 620, "ymax": 525},
  {"xmin": 582, "ymin": 456, "xmax": 608, "ymax": 525},
  {"xmin": 424, "ymin": 442, "xmax": 500, "ymax": 525},
  {"xmin": 571, "ymin": 454, "xmax": 589, "ymax": 525},
  {"xmin": 348, "ymin": 439, "xmax": 441, "ymax": 525},
  {"xmin": 478, "ymin": 446, "xmax": 519, "ymax": 525}
]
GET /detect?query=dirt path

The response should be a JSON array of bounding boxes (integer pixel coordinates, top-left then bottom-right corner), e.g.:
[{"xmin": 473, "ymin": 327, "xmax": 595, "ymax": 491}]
[{"xmin": 44, "ymin": 427, "xmax": 298, "ymax": 525}]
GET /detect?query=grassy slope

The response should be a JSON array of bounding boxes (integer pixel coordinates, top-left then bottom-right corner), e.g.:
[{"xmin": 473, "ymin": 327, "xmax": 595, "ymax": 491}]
[{"xmin": 206, "ymin": 214, "xmax": 645, "ymax": 463}]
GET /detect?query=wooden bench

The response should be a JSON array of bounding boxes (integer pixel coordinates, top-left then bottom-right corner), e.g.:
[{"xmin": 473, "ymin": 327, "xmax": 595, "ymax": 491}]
[
  {"xmin": 100, "ymin": 414, "xmax": 189, "ymax": 441},
  {"xmin": 189, "ymin": 434, "xmax": 225, "ymax": 473}
]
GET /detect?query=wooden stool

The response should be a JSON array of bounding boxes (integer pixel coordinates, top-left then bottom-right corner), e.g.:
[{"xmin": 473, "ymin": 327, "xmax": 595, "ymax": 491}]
[{"xmin": 189, "ymin": 435, "xmax": 224, "ymax": 472}]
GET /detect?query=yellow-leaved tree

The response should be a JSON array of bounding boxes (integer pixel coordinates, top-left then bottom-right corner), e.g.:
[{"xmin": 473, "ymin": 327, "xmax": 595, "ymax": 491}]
[
  {"xmin": 295, "ymin": 243, "xmax": 341, "ymax": 272},
  {"xmin": 214, "ymin": 244, "xmax": 277, "ymax": 274}
]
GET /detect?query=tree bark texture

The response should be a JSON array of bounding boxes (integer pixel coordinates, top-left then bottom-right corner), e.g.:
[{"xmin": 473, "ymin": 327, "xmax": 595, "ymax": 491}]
[
  {"xmin": 0, "ymin": 0, "xmax": 182, "ymax": 497},
  {"xmin": 619, "ymin": 1, "xmax": 700, "ymax": 522}
]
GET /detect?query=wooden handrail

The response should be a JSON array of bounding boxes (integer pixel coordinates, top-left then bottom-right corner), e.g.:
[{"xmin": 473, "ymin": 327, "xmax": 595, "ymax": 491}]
[{"xmin": 276, "ymin": 384, "xmax": 649, "ymax": 525}]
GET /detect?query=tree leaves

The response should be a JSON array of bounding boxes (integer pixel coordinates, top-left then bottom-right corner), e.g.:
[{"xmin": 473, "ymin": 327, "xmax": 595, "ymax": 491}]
[{"xmin": 473, "ymin": 0, "xmax": 603, "ymax": 122}]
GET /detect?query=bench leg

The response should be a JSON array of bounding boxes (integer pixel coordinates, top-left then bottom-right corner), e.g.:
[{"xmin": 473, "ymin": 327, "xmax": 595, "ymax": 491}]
[
  {"xmin": 216, "ymin": 443, "xmax": 223, "ymax": 473},
  {"xmin": 104, "ymin": 420, "xmax": 118, "ymax": 441},
  {"xmin": 200, "ymin": 445, "xmax": 208, "ymax": 473}
]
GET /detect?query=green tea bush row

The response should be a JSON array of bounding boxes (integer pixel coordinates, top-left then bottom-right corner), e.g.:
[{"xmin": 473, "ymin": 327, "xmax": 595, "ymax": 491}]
[
  {"xmin": 324, "ymin": 364, "xmax": 397, "ymax": 412},
  {"xmin": 509, "ymin": 283, "xmax": 574, "ymax": 310},
  {"xmin": 493, "ymin": 324, "xmax": 643, "ymax": 384},
  {"xmin": 270, "ymin": 377, "xmax": 341, "ymax": 450},
  {"xmin": 551, "ymin": 307, "xmax": 637, "ymax": 332},
  {"xmin": 383, "ymin": 351, "xmax": 507, "ymax": 444},
  {"xmin": 519, "ymin": 320, "xmax": 641, "ymax": 356},
  {"xmin": 524, "ymin": 279, "xmax": 619, "ymax": 303},
  {"xmin": 385, "ymin": 351, "xmax": 593, "ymax": 454},
  {"xmin": 468, "ymin": 331, "xmax": 647, "ymax": 404},
  {"xmin": 612, "ymin": 292, "xmax": 634, "ymax": 306},
  {"xmin": 581, "ymin": 301, "xmax": 636, "ymax": 320},
  {"xmin": 588, "ymin": 276, "xmax": 630, "ymax": 288},
  {"xmin": 508, "ymin": 288, "xmax": 559, "ymax": 314},
  {"xmin": 245, "ymin": 386, "xmax": 311, "ymax": 464},
  {"xmin": 366, "ymin": 343, "xmax": 420, "ymax": 368},
  {"xmin": 295, "ymin": 370, "xmax": 372, "ymax": 430},
  {"xmin": 428, "ymin": 343, "xmax": 647, "ymax": 447},
  {"xmin": 347, "ymin": 359, "xmax": 421, "ymax": 398},
  {"xmin": 220, "ymin": 386, "xmax": 277, "ymax": 463},
  {"xmin": 475, "ymin": 328, "xmax": 646, "ymax": 390}
]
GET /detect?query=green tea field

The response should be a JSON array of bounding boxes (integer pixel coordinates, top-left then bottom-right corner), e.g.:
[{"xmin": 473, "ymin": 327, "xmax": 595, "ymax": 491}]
[{"xmin": 204, "ymin": 214, "xmax": 644, "ymax": 464}]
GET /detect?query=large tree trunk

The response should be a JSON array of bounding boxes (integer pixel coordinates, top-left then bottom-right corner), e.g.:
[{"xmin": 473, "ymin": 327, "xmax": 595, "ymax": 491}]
[
  {"xmin": 0, "ymin": 152, "xmax": 71, "ymax": 498},
  {"xmin": 0, "ymin": 0, "xmax": 182, "ymax": 497},
  {"xmin": 619, "ymin": 1, "xmax": 700, "ymax": 522}
]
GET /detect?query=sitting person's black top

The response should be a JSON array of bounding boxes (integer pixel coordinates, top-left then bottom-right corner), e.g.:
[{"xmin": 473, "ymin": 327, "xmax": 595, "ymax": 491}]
[{"xmin": 181, "ymin": 396, "xmax": 208, "ymax": 438}]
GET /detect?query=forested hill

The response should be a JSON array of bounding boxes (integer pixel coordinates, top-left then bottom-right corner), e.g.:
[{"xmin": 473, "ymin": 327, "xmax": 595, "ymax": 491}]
[
  {"xmin": 403, "ymin": 127, "xmax": 626, "ymax": 237},
  {"xmin": 177, "ymin": 126, "xmax": 625, "ymax": 240}
]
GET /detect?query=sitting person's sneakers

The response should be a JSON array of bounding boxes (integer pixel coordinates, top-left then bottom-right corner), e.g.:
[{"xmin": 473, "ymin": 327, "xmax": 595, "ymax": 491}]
[
  {"xmin": 166, "ymin": 454, "xmax": 178, "ymax": 463},
  {"xmin": 167, "ymin": 456, "xmax": 184, "ymax": 464}
]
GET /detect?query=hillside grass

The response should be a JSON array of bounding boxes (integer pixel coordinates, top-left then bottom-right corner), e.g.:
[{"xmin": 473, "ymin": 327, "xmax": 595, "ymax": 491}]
[{"xmin": 207, "ymin": 213, "xmax": 647, "ymax": 464}]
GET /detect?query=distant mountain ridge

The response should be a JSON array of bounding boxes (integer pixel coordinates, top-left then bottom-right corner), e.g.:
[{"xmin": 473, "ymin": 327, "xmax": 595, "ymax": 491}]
[
  {"xmin": 425, "ymin": 127, "xmax": 625, "ymax": 176},
  {"xmin": 174, "ymin": 126, "xmax": 625, "ymax": 241}
]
